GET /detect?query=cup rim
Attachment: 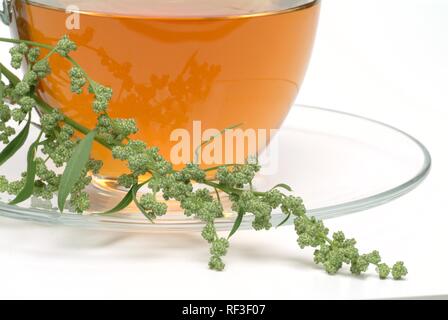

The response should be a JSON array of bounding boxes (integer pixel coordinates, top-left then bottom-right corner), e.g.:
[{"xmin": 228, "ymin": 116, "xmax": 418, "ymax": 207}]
[{"xmin": 18, "ymin": 0, "xmax": 320, "ymax": 20}]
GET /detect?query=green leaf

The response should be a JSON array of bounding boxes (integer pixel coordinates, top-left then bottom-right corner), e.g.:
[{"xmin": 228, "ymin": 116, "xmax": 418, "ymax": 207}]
[
  {"xmin": 0, "ymin": 112, "xmax": 31, "ymax": 166},
  {"xmin": 271, "ymin": 183, "xmax": 293, "ymax": 192},
  {"xmin": 194, "ymin": 123, "xmax": 243, "ymax": 164},
  {"xmin": 58, "ymin": 130, "xmax": 96, "ymax": 212},
  {"xmin": 9, "ymin": 139, "xmax": 39, "ymax": 205},
  {"xmin": 101, "ymin": 186, "xmax": 134, "ymax": 214},
  {"xmin": 276, "ymin": 213, "xmax": 291, "ymax": 228},
  {"xmin": 101, "ymin": 179, "xmax": 152, "ymax": 215},
  {"xmin": 228, "ymin": 209, "xmax": 245, "ymax": 239},
  {"xmin": 132, "ymin": 185, "xmax": 155, "ymax": 223}
]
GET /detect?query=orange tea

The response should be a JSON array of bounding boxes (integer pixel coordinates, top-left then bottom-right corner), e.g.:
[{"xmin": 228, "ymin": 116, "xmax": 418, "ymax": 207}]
[{"xmin": 10, "ymin": 0, "xmax": 320, "ymax": 177}]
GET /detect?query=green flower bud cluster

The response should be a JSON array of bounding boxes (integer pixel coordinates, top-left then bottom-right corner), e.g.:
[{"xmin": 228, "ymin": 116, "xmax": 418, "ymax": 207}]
[
  {"xmin": 117, "ymin": 174, "xmax": 137, "ymax": 189},
  {"xmin": 111, "ymin": 118, "xmax": 137, "ymax": 141},
  {"xmin": 41, "ymin": 132, "xmax": 76, "ymax": 170},
  {"xmin": 90, "ymin": 83, "xmax": 113, "ymax": 113},
  {"xmin": 23, "ymin": 70, "xmax": 38, "ymax": 86},
  {"xmin": 9, "ymin": 43, "xmax": 28, "ymax": 69},
  {"xmin": 174, "ymin": 163, "xmax": 206, "ymax": 182},
  {"xmin": 198, "ymin": 208, "xmax": 229, "ymax": 272},
  {"xmin": 113, "ymin": 141, "xmax": 172, "ymax": 177},
  {"xmin": 12, "ymin": 81, "xmax": 31, "ymax": 99},
  {"xmin": 0, "ymin": 104, "xmax": 10, "ymax": 123},
  {"xmin": 27, "ymin": 47, "xmax": 41, "ymax": 63},
  {"xmin": 231, "ymin": 191, "xmax": 272, "ymax": 231},
  {"xmin": 1, "ymin": 46, "xmax": 42, "ymax": 143},
  {"xmin": 262, "ymin": 189, "xmax": 283, "ymax": 209},
  {"xmin": 34, "ymin": 157, "xmax": 60, "ymax": 199},
  {"xmin": 40, "ymin": 110, "xmax": 64, "ymax": 135},
  {"xmin": 295, "ymin": 216, "xmax": 329, "ymax": 249},
  {"xmin": 294, "ymin": 219, "xmax": 408, "ymax": 280},
  {"xmin": 67, "ymin": 164, "xmax": 97, "ymax": 214},
  {"xmin": 69, "ymin": 191, "xmax": 90, "ymax": 213},
  {"xmin": 0, "ymin": 175, "xmax": 8, "ymax": 193},
  {"xmin": 391, "ymin": 261, "xmax": 408, "ymax": 280},
  {"xmin": 55, "ymin": 35, "xmax": 77, "ymax": 57},
  {"xmin": 11, "ymin": 96, "xmax": 36, "ymax": 122},
  {"xmin": 0, "ymin": 120, "xmax": 16, "ymax": 144},
  {"xmin": 5, "ymin": 175, "xmax": 26, "ymax": 195},
  {"xmin": 209, "ymin": 238, "xmax": 229, "ymax": 271},
  {"xmin": 32, "ymin": 60, "xmax": 51, "ymax": 79},
  {"xmin": 69, "ymin": 67, "xmax": 86, "ymax": 94},
  {"xmin": 216, "ymin": 163, "xmax": 260, "ymax": 188},
  {"xmin": 281, "ymin": 195, "xmax": 307, "ymax": 217},
  {"xmin": 181, "ymin": 189, "xmax": 223, "ymax": 222},
  {"xmin": 201, "ymin": 222, "xmax": 216, "ymax": 243},
  {"xmin": 174, "ymin": 187, "xmax": 227, "ymax": 271},
  {"xmin": 8, "ymin": 46, "xmax": 44, "ymax": 103},
  {"xmin": 139, "ymin": 192, "xmax": 168, "ymax": 219},
  {"xmin": 160, "ymin": 175, "xmax": 193, "ymax": 201},
  {"xmin": 87, "ymin": 159, "xmax": 103, "ymax": 175},
  {"xmin": 94, "ymin": 113, "xmax": 137, "ymax": 146}
]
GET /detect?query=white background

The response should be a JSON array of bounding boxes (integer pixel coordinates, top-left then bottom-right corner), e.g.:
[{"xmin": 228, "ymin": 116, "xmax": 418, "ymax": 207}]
[{"xmin": 0, "ymin": 0, "xmax": 447, "ymax": 299}]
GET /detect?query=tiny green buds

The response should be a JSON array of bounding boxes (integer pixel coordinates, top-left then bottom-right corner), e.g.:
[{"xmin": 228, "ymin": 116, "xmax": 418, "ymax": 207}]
[
  {"xmin": 55, "ymin": 35, "xmax": 77, "ymax": 57},
  {"xmin": 27, "ymin": 47, "xmax": 41, "ymax": 63},
  {"xmin": 211, "ymin": 238, "xmax": 229, "ymax": 257},
  {"xmin": 139, "ymin": 193, "xmax": 168, "ymax": 217},
  {"xmin": 69, "ymin": 67, "xmax": 86, "ymax": 94},
  {"xmin": 91, "ymin": 83, "xmax": 113, "ymax": 113},
  {"xmin": 9, "ymin": 43, "xmax": 28, "ymax": 69},
  {"xmin": 377, "ymin": 263, "xmax": 391, "ymax": 280},
  {"xmin": 201, "ymin": 223, "xmax": 216, "ymax": 243},
  {"xmin": 32, "ymin": 60, "xmax": 51, "ymax": 78},
  {"xmin": 209, "ymin": 255, "xmax": 225, "ymax": 271},
  {"xmin": 392, "ymin": 261, "xmax": 408, "ymax": 280}
]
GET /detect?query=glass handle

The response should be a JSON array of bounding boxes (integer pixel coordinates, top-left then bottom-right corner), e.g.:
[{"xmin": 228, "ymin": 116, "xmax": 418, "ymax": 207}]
[{"xmin": 0, "ymin": 0, "xmax": 12, "ymax": 25}]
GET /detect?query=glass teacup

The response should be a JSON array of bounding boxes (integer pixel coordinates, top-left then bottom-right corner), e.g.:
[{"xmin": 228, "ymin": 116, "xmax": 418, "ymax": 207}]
[{"xmin": 6, "ymin": 0, "xmax": 320, "ymax": 181}]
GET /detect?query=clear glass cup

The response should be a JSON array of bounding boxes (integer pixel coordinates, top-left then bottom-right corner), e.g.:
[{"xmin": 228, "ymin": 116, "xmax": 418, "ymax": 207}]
[{"xmin": 4, "ymin": 0, "xmax": 320, "ymax": 183}]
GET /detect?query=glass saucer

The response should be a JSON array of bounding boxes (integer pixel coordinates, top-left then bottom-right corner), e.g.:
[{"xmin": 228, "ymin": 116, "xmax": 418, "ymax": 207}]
[{"xmin": 0, "ymin": 105, "xmax": 431, "ymax": 232}]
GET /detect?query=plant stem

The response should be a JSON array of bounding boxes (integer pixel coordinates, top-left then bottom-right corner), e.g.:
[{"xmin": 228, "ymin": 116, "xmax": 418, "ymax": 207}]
[{"xmin": 0, "ymin": 37, "xmax": 53, "ymax": 50}]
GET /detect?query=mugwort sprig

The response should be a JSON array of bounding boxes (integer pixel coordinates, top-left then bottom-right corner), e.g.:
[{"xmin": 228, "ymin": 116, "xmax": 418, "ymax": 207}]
[{"xmin": 0, "ymin": 36, "xmax": 407, "ymax": 280}]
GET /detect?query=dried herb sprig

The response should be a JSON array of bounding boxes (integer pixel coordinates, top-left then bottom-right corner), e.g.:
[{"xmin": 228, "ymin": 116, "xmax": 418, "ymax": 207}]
[{"xmin": 0, "ymin": 36, "xmax": 407, "ymax": 280}]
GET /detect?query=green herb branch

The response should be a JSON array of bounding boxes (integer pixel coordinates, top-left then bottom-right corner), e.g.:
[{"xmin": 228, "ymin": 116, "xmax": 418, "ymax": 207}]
[{"xmin": 0, "ymin": 36, "xmax": 407, "ymax": 280}]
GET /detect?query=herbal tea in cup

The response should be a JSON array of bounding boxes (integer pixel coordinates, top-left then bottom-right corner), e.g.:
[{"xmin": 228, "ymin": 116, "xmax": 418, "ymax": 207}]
[{"xmin": 9, "ymin": 0, "xmax": 320, "ymax": 179}]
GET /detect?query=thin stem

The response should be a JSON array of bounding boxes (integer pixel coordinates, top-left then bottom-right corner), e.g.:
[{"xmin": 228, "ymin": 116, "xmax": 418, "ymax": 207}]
[
  {"xmin": 42, "ymin": 47, "xmax": 57, "ymax": 61},
  {"xmin": 203, "ymin": 180, "xmax": 266, "ymax": 198},
  {"xmin": 0, "ymin": 37, "xmax": 53, "ymax": 50},
  {"xmin": 204, "ymin": 163, "xmax": 244, "ymax": 172}
]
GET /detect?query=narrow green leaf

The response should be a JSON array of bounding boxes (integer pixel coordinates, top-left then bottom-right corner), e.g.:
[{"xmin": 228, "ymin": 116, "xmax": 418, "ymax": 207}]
[
  {"xmin": 276, "ymin": 213, "xmax": 291, "ymax": 228},
  {"xmin": 101, "ymin": 179, "xmax": 152, "ymax": 215},
  {"xmin": 194, "ymin": 123, "xmax": 243, "ymax": 164},
  {"xmin": 132, "ymin": 185, "xmax": 155, "ymax": 223},
  {"xmin": 9, "ymin": 140, "xmax": 39, "ymax": 205},
  {"xmin": 271, "ymin": 183, "xmax": 293, "ymax": 192},
  {"xmin": 228, "ymin": 210, "xmax": 245, "ymax": 239},
  {"xmin": 101, "ymin": 186, "xmax": 134, "ymax": 214},
  {"xmin": 58, "ymin": 130, "xmax": 96, "ymax": 212},
  {"xmin": 0, "ymin": 113, "xmax": 31, "ymax": 166}
]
